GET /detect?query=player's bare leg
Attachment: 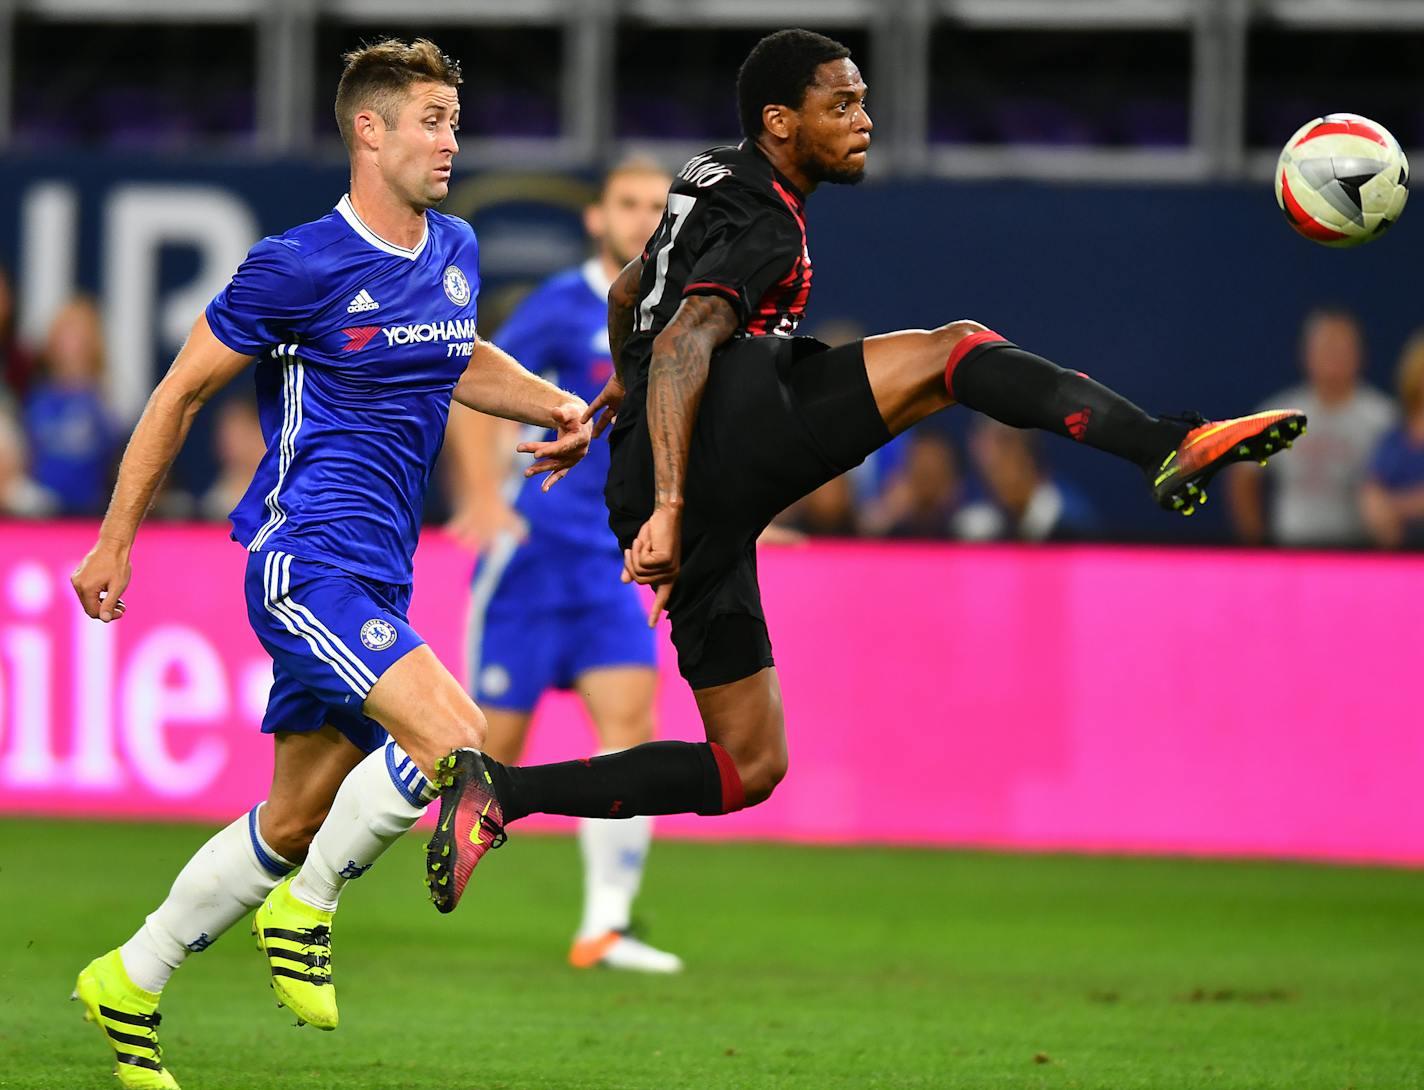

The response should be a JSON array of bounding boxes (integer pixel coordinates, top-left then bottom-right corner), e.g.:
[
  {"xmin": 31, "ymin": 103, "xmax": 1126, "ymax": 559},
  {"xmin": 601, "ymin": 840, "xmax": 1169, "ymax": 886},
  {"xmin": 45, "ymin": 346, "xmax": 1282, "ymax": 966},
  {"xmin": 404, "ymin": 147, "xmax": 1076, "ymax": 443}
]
[
  {"xmin": 76, "ymin": 727, "xmax": 356, "ymax": 1081},
  {"xmin": 479, "ymin": 707, "xmax": 535, "ymax": 765},
  {"xmin": 693, "ymin": 667, "xmax": 787, "ymax": 807},
  {"xmin": 568, "ymin": 666, "xmax": 682, "ymax": 972},
  {"xmin": 260, "ymin": 727, "xmax": 367, "ymax": 862},
  {"xmin": 860, "ymin": 322, "xmax": 1305, "ymax": 513},
  {"xmin": 258, "ymin": 644, "xmax": 494, "ymax": 921},
  {"xmin": 254, "ymin": 642, "xmax": 493, "ymax": 1024}
]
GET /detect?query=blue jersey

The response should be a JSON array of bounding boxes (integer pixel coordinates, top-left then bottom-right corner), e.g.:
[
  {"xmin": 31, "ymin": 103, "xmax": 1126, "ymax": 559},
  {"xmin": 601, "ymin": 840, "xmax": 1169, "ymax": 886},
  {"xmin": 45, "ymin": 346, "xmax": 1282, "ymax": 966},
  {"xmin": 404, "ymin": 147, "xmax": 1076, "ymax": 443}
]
[
  {"xmin": 495, "ymin": 260, "xmax": 618, "ymax": 552},
  {"xmin": 206, "ymin": 195, "xmax": 480, "ymax": 584}
]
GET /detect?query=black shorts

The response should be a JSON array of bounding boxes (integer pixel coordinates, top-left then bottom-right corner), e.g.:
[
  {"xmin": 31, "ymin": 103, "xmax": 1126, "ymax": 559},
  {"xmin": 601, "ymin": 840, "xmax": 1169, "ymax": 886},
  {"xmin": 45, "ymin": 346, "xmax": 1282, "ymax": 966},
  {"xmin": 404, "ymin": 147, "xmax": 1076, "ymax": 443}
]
[{"xmin": 605, "ymin": 335, "xmax": 891, "ymax": 689}]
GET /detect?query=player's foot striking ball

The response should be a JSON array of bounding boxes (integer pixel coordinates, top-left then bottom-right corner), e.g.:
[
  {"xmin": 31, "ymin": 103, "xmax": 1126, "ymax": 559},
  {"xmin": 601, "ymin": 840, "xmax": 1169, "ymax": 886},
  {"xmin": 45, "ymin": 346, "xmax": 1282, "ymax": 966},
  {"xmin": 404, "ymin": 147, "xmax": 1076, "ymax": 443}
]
[
  {"xmin": 72, "ymin": 949, "xmax": 180, "ymax": 1089},
  {"xmin": 253, "ymin": 877, "xmax": 338, "ymax": 1030},
  {"xmin": 434, "ymin": 28, "xmax": 1306, "ymax": 852},
  {"xmin": 426, "ymin": 748, "xmax": 508, "ymax": 912}
]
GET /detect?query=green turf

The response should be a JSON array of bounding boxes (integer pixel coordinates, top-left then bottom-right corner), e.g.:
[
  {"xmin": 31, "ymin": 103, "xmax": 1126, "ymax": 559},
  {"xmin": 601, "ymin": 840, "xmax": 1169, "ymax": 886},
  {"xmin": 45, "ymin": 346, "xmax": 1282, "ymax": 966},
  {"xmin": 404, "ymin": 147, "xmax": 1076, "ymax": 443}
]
[{"xmin": 2, "ymin": 819, "xmax": 1421, "ymax": 1089}]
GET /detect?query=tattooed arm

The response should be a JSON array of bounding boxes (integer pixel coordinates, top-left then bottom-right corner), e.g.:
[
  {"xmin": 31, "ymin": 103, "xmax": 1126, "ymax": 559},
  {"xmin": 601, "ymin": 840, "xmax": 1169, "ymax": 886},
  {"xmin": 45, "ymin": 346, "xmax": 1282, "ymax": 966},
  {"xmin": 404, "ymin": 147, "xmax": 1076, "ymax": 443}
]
[
  {"xmin": 608, "ymin": 256, "xmax": 643, "ymax": 386},
  {"xmin": 622, "ymin": 293, "xmax": 740, "ymax": 626},
  {"xmin": 585, "ymin": 256, "xmax": 645, "ymax": 438}
]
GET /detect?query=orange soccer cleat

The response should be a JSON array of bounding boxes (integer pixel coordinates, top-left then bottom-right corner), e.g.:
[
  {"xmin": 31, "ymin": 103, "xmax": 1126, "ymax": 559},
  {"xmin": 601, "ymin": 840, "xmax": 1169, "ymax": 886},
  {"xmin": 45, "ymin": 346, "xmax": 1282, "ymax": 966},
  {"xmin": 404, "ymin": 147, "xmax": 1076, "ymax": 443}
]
[{"xmin": 1151, "ymin": 409, "xmax": 1307, "ymax": 516}]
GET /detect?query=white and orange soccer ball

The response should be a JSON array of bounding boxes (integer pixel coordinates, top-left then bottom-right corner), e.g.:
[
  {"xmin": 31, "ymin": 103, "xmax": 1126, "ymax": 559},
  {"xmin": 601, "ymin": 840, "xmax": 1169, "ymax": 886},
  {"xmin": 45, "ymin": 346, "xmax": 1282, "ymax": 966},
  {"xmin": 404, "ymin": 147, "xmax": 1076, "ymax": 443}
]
[{"xmin": 1275, "ymin": 113, "xmax": 1409, "ymax": 247}]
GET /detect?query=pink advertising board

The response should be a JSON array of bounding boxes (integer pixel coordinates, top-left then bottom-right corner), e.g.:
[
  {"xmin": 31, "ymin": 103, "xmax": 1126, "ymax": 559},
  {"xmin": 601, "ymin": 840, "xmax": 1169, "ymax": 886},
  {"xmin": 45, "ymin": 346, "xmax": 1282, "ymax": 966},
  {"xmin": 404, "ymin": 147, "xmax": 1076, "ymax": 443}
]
[{"xmin": 1, "ymin": 520, "xmax": 1421, "ymax": 864}]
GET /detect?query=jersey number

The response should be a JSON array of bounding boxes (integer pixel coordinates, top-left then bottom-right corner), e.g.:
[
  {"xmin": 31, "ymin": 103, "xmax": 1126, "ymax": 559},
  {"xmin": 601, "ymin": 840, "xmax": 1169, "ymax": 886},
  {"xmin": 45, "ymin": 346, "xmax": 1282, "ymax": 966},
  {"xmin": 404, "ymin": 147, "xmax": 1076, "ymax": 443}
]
[{"xmin": 636, "ymin": 193, "xmax": 697, "ymax": 332}]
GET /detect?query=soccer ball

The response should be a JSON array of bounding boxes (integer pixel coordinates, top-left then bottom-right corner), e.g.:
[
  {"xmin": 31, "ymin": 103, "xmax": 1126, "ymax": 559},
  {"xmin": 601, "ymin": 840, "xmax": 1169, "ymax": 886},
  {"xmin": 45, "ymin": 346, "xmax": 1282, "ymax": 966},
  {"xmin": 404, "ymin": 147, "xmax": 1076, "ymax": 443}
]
[{"xmin": 1275, "ymin": 113, "xmax": 1409, "ymax": 247}]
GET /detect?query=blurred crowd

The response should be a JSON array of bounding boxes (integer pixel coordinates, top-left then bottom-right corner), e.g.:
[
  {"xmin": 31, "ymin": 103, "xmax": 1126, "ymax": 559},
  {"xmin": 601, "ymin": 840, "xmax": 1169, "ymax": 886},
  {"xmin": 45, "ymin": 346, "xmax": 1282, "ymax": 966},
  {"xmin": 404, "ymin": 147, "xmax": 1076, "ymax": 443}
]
[{"xmin": 3, "ymin": 260, "xmax": 1423, "ymax": 551}]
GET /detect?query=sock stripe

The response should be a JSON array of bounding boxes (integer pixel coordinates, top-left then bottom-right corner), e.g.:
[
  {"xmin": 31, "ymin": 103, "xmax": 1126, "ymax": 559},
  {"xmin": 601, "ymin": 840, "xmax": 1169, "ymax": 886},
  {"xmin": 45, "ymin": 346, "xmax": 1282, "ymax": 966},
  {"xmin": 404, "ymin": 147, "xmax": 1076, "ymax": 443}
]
[
  {"xmin": 708, "ymin": 743, "xmax": 746, "ymax": 814},
  {"xmin": 944, "ymin": 330, "xmax": 1008, "ymax": 397},
  {"xmin": 247, "ymin": 806, "xmax": 294, "ymax": 878},
  {"xmin": 384, "ymin": 742, "xmax": 428, "ymax": 808}
]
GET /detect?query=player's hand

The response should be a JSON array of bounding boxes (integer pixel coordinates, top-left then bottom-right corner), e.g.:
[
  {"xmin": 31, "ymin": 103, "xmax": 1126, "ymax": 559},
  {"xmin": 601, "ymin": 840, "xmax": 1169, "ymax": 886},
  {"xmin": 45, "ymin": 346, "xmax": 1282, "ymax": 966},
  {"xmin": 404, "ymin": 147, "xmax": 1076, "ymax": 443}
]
[
  {"xmin": 582, "ymin": 373, "xmax": 625, "ymax": 440},
  {"xmin": 446, "ymin": 494, "xmax": 527, "ymax": 553},
  {"xmin": 520, "ymin": 401, "xmax": 591, "ymax": 492},
  {"xmin": 71, "ymin": 542, "xmax": 131, "ymax": 623},
  {"xmin": 622, "ymin": 504, "xmax": 681, "ymax": 627}
]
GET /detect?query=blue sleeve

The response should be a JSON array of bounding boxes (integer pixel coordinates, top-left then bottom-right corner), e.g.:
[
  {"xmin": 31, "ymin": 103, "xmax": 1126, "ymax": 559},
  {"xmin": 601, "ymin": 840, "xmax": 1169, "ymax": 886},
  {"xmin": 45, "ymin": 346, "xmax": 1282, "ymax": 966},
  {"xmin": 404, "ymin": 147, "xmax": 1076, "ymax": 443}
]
[
  {"xmin": 205, "ymin": 236, "xmax": 316, "ymax": 356},
  {"xmin": 493, "ymin": 289, "xmax": 562, "ymax": 375}
]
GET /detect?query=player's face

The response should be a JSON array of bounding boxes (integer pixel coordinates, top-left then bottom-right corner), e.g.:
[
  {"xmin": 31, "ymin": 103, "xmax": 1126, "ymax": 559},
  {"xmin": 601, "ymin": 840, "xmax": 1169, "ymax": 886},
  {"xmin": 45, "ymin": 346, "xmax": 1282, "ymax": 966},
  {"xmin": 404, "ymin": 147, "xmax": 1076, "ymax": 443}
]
[
  {"xmin": 385, "ymin": 82, "xmax": 461, "ymax": 209},
  {"xmin": 587, "ymin": 170, "xmax": 672, "ymax": 268},
  {"xmin": 793, "ymin": 59, "xmax": 873, "ymax": 186}
]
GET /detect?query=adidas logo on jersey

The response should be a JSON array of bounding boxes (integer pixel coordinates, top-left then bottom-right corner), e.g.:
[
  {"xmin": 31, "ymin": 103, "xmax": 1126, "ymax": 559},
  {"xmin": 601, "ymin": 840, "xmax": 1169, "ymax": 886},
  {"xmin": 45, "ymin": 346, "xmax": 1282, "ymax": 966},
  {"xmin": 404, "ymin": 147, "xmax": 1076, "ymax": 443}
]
[{"xmin": 346, "ymin": 289, "xmax": 380, "ymax": 313}]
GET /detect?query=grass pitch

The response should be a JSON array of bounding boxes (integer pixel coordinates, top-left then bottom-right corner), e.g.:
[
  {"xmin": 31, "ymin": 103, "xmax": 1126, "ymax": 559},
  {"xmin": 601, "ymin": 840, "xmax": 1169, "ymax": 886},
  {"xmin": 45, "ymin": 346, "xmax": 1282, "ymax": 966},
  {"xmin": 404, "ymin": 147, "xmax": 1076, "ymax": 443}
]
[{"xmin": 2, "ymin": 819, "xmax": 1421, "ymax": 1089}]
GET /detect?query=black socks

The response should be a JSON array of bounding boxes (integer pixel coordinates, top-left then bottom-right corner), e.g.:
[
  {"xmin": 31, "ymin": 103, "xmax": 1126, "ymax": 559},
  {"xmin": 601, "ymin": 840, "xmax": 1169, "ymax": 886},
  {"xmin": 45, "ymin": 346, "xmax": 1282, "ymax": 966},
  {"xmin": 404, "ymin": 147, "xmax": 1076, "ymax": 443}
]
[
  {"xmin": 489, "ymin": 740, "xmax": 744, "ymax": 823},
  {"xmin": 948, "ymin": 337, "xmax": 1188, "ymax": 473}
]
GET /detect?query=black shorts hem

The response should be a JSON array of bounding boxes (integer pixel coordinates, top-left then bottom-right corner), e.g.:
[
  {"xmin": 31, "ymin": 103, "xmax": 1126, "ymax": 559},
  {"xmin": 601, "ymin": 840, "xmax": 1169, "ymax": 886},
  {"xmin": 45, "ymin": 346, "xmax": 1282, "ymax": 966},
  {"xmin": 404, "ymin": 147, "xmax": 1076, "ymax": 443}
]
[{"xmin": 684, "ymin": 652, "xmax": 776, "ymax": 691}]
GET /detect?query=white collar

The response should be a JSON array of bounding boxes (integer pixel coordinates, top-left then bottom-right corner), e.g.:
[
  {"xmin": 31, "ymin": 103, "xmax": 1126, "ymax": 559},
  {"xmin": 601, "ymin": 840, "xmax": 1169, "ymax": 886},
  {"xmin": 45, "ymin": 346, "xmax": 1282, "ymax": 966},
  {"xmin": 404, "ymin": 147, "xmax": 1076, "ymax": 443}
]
[
  {"xmin": 581, "ymin": 257, "xmax": 615, "ymax": 300},
  {"xmin": 336, "ymin": 194, "xmax": 429, "ymax": 260}
]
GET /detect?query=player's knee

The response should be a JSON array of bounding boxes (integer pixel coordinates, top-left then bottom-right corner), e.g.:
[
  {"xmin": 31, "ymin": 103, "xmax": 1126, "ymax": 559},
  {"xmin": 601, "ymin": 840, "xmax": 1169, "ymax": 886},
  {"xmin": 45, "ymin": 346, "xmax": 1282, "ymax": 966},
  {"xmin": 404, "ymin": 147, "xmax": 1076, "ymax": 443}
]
[
  {"xmin": 409, "ymin": 702, "xmax": 488, "ymax": 775},
  {"xmin": 738, "ymin": 749, "xmax": 789, "ymax": 808},
  {"xmin": 599, "ymin": 713, "xmax": 656, "ymax": 752},
  {"xmin": 934, "ymin": 319, "xmax": 990, "ymax": 359}
]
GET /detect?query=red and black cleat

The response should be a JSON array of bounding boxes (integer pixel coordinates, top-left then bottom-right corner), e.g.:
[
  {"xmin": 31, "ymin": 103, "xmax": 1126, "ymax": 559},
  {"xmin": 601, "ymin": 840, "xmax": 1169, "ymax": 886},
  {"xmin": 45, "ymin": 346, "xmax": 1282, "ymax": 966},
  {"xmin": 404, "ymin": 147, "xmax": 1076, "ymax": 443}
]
[
  {"xmin": 1151, "ymin": 409, "xmax": 1307, "ymax": 516},
  {"xmin": 425, "ymin": 749, "xmax": 508, "ymax": 914}
]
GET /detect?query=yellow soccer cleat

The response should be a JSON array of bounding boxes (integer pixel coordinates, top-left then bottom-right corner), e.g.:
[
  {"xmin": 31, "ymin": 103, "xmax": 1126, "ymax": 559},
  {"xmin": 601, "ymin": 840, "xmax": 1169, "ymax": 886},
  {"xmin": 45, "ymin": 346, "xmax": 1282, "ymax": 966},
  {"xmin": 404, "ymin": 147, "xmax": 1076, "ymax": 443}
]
[
  {"xmin": 253, "ymin": 876, "xmax": 338, "ymax": 1030},
  {"xmin": 72, "ymin": 949, "xmax": 180, "ymax": 1090}
]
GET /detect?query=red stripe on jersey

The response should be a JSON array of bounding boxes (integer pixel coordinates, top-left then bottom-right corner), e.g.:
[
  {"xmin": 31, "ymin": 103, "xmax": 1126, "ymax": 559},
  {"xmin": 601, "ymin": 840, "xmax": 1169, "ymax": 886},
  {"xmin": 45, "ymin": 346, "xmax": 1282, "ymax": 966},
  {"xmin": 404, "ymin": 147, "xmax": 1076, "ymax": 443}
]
[
  {"xmin": 1296, "ymin": 118, "xmax": 1389, "ymax": 148},
  {"xmin": 1279, "ymin": 170, "xmax": 1350, "ymax": 242},
  {"xmin": 683, "ymin": 281, "xmax": 742, "ymax": 307},
  {"xmin": 341, "ymin": 326, "xmax": 382, "ymax": 352},
  {"xmin": 745, "ymin": 179, "xmax": 813, "ymax": 336}
]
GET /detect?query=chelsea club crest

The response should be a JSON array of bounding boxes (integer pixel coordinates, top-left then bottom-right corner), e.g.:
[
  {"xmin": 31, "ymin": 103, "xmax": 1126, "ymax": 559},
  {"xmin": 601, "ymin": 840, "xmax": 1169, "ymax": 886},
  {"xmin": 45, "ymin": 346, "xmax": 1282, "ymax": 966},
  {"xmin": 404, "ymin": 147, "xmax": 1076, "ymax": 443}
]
[
  {"xmin": 360, "ymin": 618, "xmax": 398, "ymax": 652},
  {"xmin": 443, "ymin": 265, "xmax": 471, "ymax": 306}
]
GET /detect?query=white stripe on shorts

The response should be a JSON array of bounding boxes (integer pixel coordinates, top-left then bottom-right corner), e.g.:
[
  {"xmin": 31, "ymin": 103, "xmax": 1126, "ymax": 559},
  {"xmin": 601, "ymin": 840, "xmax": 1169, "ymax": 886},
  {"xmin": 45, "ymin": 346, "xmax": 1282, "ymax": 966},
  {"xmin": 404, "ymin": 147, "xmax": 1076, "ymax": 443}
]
[
  {"xmin": 463, "ymin": 530, "xmax": 520, "ymax": 694},
  {"xmin": 262, "ymin": 551, "xmax": 370, "ymax": 698}
]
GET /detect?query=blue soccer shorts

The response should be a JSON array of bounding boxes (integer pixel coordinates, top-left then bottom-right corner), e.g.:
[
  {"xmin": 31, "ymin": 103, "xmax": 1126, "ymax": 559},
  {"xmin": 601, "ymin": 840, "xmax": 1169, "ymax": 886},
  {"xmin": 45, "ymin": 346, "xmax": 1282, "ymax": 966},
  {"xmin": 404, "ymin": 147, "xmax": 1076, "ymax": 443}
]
[
  {"xmin": 244, "ymin": 549, "xmax": 425, "ymax": 753},
  {"xmin": 465, "ymin": 533, "xmax": 657, "ymax": 712}
]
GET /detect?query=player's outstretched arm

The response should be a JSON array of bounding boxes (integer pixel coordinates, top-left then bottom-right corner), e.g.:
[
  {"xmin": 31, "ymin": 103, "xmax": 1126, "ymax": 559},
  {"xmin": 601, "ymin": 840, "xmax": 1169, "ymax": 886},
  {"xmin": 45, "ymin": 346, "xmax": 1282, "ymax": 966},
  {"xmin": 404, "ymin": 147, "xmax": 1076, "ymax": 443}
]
[
  {"xmin": 71, "ymin": 314, "xmax": 254, "ymax": 621},
  {"xmin": 623, "ymin": 294, "xmax": 739, "ymax": 625},
  {"xmin": 443, "ymin": 403, "xmax": 527, "ymax": 550},
  {"xmin": 585, "ymin": 256, "xmax": 645, "ymax": 439},
  {"xmin": 453, "ymin": 337, "xmax": 590, "ymax": 490}
]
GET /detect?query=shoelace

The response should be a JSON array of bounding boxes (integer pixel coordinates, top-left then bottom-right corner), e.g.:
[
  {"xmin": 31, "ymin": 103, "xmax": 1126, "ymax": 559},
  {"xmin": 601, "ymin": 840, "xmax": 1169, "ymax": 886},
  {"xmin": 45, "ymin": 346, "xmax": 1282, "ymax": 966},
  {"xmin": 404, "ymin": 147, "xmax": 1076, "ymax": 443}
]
[
  {"xmin": 1159, "ymin": 410, "xmax": 1208, "ymax": 430},
  {"xmin": 299, "ymin": 925, "xmax": 333, "ymax": 975},
  {"xmin": 480, "ymin": 812, "xmax": 508, "ymax": 850}
]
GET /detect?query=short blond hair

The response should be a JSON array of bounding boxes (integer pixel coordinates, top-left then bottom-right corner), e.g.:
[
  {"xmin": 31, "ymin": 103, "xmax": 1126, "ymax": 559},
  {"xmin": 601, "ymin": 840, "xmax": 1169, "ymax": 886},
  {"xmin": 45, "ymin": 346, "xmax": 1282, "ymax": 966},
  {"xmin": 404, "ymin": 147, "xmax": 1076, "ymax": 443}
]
[
  {"xmin": 596, "ymin": 155, "xmax": 672, "ymax": 202},
  {"xmin": 335, "ymin": 38, "xmax": 462, "ymax": 150},
  {"xmin": 1395, "ymin": 330, "xmax": 1424, "ymax": 419}
]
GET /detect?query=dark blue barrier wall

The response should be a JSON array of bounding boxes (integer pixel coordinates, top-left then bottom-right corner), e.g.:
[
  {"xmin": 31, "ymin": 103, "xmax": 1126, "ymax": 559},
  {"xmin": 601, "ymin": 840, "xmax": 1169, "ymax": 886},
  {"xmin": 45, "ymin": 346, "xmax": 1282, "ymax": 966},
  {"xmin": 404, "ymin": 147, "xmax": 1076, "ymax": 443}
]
[{"xmin": 2, "ymin": 156, "xmax": 1416, "ymax": 536}]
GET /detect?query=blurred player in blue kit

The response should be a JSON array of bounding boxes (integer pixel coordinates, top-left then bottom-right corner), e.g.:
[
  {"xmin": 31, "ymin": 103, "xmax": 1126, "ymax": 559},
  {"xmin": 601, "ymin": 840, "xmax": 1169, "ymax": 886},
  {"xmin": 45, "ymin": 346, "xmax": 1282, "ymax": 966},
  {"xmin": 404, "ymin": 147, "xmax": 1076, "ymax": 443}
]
[
  {"xmin": 67, "ymin": 39, "xmax": 590, "ymax": 1088},
  {"xmin": 445, "ymin": 158, "xmax": 681, "ymax": 973}
]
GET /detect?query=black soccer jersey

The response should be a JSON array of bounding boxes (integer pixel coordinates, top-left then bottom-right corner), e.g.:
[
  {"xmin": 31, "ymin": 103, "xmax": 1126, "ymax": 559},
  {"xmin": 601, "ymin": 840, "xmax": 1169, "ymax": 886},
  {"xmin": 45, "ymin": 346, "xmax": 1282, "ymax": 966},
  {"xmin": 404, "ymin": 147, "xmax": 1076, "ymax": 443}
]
[{"xmin": 619, "ymin": 141, "xmax": 812, "ymax": 391}]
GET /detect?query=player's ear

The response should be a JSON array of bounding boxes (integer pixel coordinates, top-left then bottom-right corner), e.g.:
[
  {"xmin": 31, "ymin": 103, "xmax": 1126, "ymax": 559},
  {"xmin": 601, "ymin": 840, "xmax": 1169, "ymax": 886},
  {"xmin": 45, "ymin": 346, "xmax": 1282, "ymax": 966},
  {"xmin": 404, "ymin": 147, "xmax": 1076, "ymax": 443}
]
[
  {"xmin": 584, "ymin": 201, "xmax": 604, "ymax": 242},
  {"xmin": 352, "ymin": 109, "xmax": 383, "ymax": 150},
  {"xmin": 762, "ymin": 103, "xmax": 794, "ymax": 141}
]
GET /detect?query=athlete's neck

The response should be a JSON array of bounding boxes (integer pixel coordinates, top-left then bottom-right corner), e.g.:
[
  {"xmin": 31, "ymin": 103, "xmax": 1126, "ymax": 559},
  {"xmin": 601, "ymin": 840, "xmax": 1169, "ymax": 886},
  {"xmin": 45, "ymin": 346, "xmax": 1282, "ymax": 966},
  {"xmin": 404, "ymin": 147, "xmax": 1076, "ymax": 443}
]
[
  {"xmin": 752, "ymin": 138, "xmax": 814, "ymax": 198},
  {"xmin": 347, "ymin": 178, "xmax": 428, "ymax": 251}
]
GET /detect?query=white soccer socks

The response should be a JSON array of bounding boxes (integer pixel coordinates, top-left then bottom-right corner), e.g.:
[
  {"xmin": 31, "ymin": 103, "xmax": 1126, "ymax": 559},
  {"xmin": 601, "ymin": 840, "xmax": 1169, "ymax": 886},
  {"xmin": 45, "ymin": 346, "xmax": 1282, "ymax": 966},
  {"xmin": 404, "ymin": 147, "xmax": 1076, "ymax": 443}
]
[
  {"xmin": 576, "ymin": 812, "xmax": 653, "ymax": 940},
  {"xmin": 289, "ymin": 741, "xmax": 435, "ymax": 912},
  {"xmin": 118, "ymin": 806, "xmax": 296, "ymax": 993}
]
